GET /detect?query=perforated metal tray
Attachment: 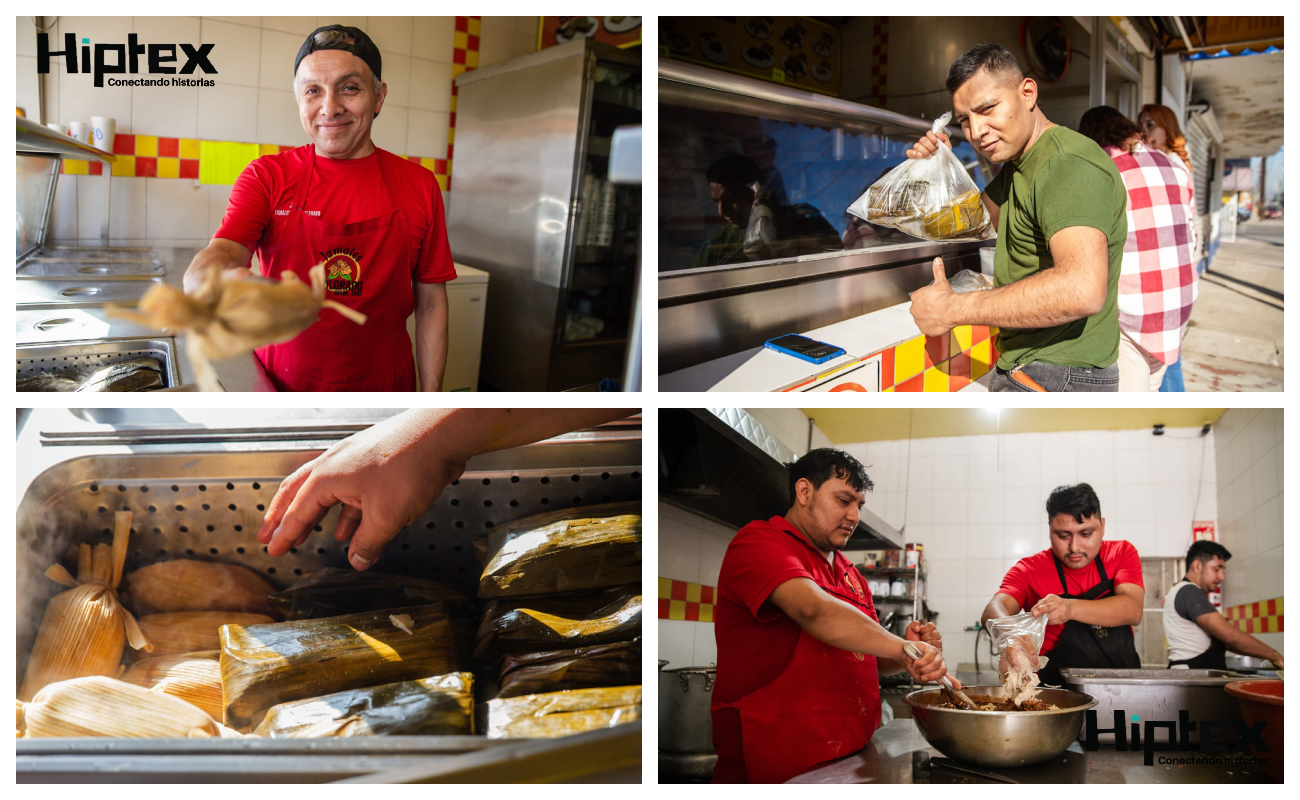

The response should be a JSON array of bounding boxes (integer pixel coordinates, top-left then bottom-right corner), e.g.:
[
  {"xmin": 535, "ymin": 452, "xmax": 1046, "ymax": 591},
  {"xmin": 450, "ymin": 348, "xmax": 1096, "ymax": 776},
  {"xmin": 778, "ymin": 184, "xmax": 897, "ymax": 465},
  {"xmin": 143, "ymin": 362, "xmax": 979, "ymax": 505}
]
[{"xmin": 17, "ymin": 338, "xmax": 180, "ymax": 390}]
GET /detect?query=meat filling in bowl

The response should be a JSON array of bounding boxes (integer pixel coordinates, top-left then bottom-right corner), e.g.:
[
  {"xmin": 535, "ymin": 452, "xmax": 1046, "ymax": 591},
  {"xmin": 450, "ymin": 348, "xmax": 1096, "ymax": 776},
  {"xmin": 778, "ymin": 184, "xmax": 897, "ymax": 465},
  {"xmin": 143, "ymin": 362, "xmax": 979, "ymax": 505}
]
[{"xmin": 928, "ymin": 693, "xmax": 1057, "ymax": 712}]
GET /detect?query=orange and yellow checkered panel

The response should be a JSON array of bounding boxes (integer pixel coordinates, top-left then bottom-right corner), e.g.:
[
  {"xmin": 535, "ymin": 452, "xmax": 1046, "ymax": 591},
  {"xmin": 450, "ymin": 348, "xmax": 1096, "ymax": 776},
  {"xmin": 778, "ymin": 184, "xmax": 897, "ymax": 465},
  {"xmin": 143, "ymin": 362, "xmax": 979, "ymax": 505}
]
[
  {"xmin": 789, "ymin": 323, "xmax": 1000, "ymax": 393},
  {"xmin": 659, "ymin": 577, "xmax": 717, "ymax": 623},
  {"xmin": 1224, "ymin": 596, "xmax": 1284, "ymax": 634}
]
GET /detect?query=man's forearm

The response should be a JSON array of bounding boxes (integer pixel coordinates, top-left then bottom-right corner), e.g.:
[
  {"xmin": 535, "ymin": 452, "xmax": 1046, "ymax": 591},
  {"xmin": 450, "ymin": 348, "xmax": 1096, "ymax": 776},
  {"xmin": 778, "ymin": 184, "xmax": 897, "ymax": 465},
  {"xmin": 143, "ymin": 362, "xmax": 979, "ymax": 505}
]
[
  {"xmin": 402, "ymin": 408, "xmax": 637, "ymax": 466},
  {"xmin": 796, "ymin": 592, "xmax": 907, "ymax": 660},
  {"xmin": 183, "ymin": 238, "xmax": 253, "ymax": 294},
  {"xmin": 414, "ymin": 282, "xmax": 449, "ymax": 392},
  {"xmin": 1069, "ymin": 594, "xmax": 1142, "ymax": 627},
  {"xmin": 1223, "ymin": 632, "xmax": 1283, "ymax": 663},
  {"xmin": 946, "ymin": 266, "xmax": 1099, "ymax": 330},
  {"xmin": 981, "ymin": 594, "xmax": 1020, "ymax": 629}
]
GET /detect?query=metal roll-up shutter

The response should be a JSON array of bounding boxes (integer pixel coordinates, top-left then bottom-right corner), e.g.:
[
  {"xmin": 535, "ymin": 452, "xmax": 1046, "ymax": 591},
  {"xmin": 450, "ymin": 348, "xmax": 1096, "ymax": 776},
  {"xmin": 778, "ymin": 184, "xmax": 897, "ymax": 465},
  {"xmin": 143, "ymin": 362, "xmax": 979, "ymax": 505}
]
[{"xmin": 1185, "ymin": 115, "xmax": 1214, "ymax": 264}]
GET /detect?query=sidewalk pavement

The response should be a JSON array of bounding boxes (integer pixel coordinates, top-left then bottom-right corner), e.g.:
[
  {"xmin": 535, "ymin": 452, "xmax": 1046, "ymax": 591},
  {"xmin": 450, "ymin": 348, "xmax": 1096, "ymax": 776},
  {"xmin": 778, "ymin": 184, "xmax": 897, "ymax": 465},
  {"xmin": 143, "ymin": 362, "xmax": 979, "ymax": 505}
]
[{"xmin": 1181, "ymin": 220, "xmax": 1284, "ymax": 392}]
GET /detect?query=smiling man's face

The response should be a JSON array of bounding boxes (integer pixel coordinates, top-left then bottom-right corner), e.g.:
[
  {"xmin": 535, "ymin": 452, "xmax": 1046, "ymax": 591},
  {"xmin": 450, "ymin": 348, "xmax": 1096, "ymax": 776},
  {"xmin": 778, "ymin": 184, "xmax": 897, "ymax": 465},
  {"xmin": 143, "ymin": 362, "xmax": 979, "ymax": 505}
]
[
  {"xmin": 951, "ymin": 67, "xmax": 1039, "ymax": 164},
  {"xmin": 1049, "ymin": 512, "xmax": 1106, "ymax": 569},
  {"xmin": 295, "ymin": 49, "xmax": 387, "ymax": 160}
]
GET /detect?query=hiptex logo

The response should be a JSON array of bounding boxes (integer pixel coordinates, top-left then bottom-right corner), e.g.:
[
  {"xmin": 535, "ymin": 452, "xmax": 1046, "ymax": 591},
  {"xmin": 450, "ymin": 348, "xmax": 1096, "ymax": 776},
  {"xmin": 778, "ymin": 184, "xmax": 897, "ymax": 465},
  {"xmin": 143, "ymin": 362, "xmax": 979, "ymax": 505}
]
[
  {"xmin": 1083, "ymin": 710, "xmax": 1271, "ymax": 767},
  {"xmin": 37, "ymin": 33, "xmax": 217, "ymax": 88}
]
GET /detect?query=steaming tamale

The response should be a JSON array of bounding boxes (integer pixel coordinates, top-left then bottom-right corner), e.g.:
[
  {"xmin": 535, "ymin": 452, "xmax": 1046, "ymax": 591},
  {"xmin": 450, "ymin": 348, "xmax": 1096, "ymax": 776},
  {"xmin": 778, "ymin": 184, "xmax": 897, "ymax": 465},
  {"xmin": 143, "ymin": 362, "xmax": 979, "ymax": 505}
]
[
  {"xmin": 18, "ymin": 676, "xmax": 220, "ymax": 738},
  {"xmin": 486, "ymin": 685, "xmax": 642, "ymax": 739},
  {"xmin": 220, "ymin": 602, "xmax": 459, "ymax": 731},
  {"xmin": 267, "ymin": 567, "xmax": 474, "ymax": 620},
  {"xmin": 475, "ymin": 586, "xmax": 642, "ymax": 664},
  {"xmin": 479, "ymin": 502, "xmax": 641, "ymax": 598},
  {"xmin": 121, "ymin": 559, "xmax": 279, "ymax": 617},
  {"xmin": 137, "ymin": 611, "xmax": 275, "ymax": 658},
  {"xmin": 19, "ymin": 512, "xmax": 151, "ymax": 701},
  {"xmin": 121, "ymin": 650, "xmax": 223, "ymax": 719},
  {"xmin": 253, "ymin": 672, "xmax": 474, "ymax": 738},
  {"xmin": 498, "ymin": 639, "xmax": 642, "ymax": 698}
]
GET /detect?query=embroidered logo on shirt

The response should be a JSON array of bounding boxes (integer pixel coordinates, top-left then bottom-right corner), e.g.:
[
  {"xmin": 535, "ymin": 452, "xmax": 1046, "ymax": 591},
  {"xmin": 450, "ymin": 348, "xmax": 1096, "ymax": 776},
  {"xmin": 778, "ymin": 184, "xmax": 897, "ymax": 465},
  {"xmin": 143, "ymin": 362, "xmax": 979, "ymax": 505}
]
[{"xmin": 320, "ymin": 247, "xmax": 364, "ymax": 297}]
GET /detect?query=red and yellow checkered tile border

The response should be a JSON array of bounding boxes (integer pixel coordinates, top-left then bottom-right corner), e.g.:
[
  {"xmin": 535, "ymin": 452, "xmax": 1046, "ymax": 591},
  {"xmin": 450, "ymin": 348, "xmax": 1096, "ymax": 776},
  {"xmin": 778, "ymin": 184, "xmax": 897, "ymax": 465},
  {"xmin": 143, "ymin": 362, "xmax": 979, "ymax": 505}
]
[
  {"xmin": 446, "ymin": 15, "xmax": 481, "ymax": 191},
  {"xmin": 659, "ymin": 577, "xmax": 716, "ymax": 623},
  {"xmin": 783, "ymin": 324, "xmax": 1001, "ymax": 392},
  {"xmin": 1224, "ymin": 596, "xmax": 1284, "ymax": 634}
]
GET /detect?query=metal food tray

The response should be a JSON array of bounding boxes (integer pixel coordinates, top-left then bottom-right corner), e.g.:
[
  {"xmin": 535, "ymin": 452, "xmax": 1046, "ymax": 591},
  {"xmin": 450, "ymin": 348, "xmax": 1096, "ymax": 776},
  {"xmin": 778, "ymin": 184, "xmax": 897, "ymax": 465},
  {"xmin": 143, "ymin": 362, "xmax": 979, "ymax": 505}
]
[
  {"xmin": 16, "ymin": 432, "xmax": 643, "ymax": 782},
  {"xmin": 1059, "ymin": 668, "xmax": 1250, "ymax": 744},
  {"xmin": 18, "ymin": 260, "xmax": 165, "ymax": 279},
  {"xmin": 17, "ymin": 277, "xmax": 162, "ymax": 308},
  {"xmin": 17, "ymin": 338, "xmax": 180, "ymax": 390}
]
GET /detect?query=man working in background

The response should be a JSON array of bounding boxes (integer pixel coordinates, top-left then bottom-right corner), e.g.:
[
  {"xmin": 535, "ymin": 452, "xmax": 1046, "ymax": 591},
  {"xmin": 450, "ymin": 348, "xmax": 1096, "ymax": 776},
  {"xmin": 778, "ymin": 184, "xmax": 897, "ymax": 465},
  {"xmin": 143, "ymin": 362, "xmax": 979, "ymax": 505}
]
[
  {"xmin": 982, "ymin": 484, "xmax": 1143, "ymax": 686},
  {"xmin": 711, "ymin": 448, "xmax": 955, "ymax": 783},
  {"xmin": 906, "ymin": 43, "xmax": 1127, "ymax": 392},
  {"xmin": 1163, "ymin": 541, "xmax": 1284, "ymax": 670}
]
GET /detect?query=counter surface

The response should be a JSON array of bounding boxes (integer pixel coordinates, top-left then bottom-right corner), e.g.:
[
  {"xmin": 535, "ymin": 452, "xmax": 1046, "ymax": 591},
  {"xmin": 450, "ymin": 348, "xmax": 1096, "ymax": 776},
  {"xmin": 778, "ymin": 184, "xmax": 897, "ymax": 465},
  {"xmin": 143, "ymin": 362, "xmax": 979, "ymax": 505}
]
[{"xmin": 789, "ymin": 719, "xmax": 1274, "ymax": 784}]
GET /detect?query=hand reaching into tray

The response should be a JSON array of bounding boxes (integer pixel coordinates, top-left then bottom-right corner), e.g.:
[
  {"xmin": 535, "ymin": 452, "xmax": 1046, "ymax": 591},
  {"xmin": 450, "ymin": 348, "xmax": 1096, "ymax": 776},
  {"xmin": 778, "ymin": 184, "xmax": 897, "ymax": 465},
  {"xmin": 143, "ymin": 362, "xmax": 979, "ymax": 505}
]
[{"xmin": 256, "ymin": 408, "xmax": 636, "ymax": 571}]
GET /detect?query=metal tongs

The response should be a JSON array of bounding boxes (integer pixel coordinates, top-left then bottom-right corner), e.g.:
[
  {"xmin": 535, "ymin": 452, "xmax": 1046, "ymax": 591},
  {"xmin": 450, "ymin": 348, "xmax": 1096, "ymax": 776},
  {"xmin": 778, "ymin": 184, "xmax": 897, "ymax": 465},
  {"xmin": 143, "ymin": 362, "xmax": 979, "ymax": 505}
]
[{"xmin": 902, "ymin": 641, "xmax": 976, "ymax": 710}]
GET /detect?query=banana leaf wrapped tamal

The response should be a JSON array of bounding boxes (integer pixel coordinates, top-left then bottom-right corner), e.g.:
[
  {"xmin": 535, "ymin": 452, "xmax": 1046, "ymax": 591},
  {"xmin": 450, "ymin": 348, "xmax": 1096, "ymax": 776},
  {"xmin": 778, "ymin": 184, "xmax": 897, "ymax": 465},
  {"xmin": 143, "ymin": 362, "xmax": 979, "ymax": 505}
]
[
  {"xmin": 220, "ymin": 602, "xmax": 459, "ymax": 731},
  {"xmin": 121, "ymin": 559, "xmax": 279, "ymax": 617},
  {"xmin": 498, "ymin": 639, "xmax": 641, "ymax": 698},
  {"xmin": 267, "ymin": 567, "xmax": 475, "ymax": 619},
  {"xmin": 253, "ymin": 672, "xmax": 474, "ymax": 738},
  {"xmin": 486, "ymin": 685, "xmax": 642, "ymax": 739},
  {"xmin": 479, "ymin": 502, "xmax": 641, "ymax": 598},
  {"xmin": 475, "ymin": 586, "xmax": 641, "ymax": 664}
]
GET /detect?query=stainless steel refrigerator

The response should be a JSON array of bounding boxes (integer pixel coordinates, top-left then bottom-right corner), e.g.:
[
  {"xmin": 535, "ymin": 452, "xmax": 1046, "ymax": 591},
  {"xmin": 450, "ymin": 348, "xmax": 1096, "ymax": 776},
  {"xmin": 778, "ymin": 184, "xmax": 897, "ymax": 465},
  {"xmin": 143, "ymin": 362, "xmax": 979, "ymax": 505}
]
[{"xmin": 449, "ymin": 39, "xmax": 641, "ymax": 391}]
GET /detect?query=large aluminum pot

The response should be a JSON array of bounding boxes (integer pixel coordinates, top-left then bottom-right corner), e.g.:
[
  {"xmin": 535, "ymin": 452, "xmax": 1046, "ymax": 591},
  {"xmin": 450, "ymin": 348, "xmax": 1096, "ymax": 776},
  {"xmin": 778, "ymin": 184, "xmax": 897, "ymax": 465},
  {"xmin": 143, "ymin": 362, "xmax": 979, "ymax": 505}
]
[
  {"xmin": 659, "ymin": 666, "xmax": 716, "ymax": 754},
  {"xmin": 903, "ymin": 686, "xmax": 1096, "ymax": 768}
]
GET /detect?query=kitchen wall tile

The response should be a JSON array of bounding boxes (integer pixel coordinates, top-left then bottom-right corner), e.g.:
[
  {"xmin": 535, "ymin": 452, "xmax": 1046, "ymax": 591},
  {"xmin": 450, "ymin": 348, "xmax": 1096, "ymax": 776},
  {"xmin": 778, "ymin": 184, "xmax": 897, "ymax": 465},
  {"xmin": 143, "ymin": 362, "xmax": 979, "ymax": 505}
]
[
  {"xmin": 906, "ymin": 455, "xmax": 934, "ymax": 492},
  {"xmin": 41, "ymin": 65, "xmax": 60, "ymax": 127},
  {"xmin": 132, "ymin": 15, "xmax": 201, "ymax": 46},
  {"xmin": 146, "ymin": 179, "xmax": 210, "ymax": 239},
  {"xmin": 928, "ymin": 560, "xmax": 967, "ymax": 598},
  {"xmin": 201, "ymin": 20, "xmax": 262, "ymax": 88},
  {"xmin": 130, "ymin": 85, "xmax": 199, "ymax": 140},
  {"xmin": 904, "ymin": 489, "xmax": 933, "ymax": 526},
  {"xmin": 1038, "ymin": 450, "xmax": 1078, "ymax": 492},
  {"xmin": 1152, "ymin": 517, "xmax": 1189, "ymax": 558},
  {"xmin": 381, "ymin": 53, "xmax": 412, "ymax": 108},
  {"xmin": 1002, "ymin": 432, "xmax": 1040, "ymax": 455},
  {"xmin": 908, "ymin": 438, "xmax": 934, "ymax": 458},
  {"xmin": 255, "ymin": 89, "xmax": 310, "ymax": 148},
  {"xmin": 317, "ymin": 17, "xmax": 369, "ymax": 31},
  {"xmin": 1075, "ymin": 448, "xmax": 1112, "ymax": 485},
  {"xmin": 1250, "ymin": 444, "xmax": 1281, "ymax": 507},
  {"xmin": 204, "ymin": 17, "xmax": 261, "ymax": 28},
  {"xmin": 263, "ymin": 17, "xmax": 318, "ymax": 36},
  {"xmin": 941, "ymin": 456, "xmax": 970, "ymax": 490},
  {"xmin": 1001, "ymin": 450, "xmax": 1040, "ymax": 489},
  {"xmin": 17, "ymin": 55, "xmax": 39, "ymax": 121},
  {"xmin": 1119, "ymin": 527, "xmax": 1155, "ymax": 560},
  {"xmin": 478, "ymin": 21, "xmax": 525, "ymax": 69},
  {"xmin": 259, "ymin": 29, "xmax": 302, "ymax": 91},
  {"xmin": 1115, "ymin": 483, "xmax": 1155, "ymax": 522},
  {"xmin": 699, "ymin": 534, "xmax": 731, "ymax": 587},
  {"xmin": 56, "ymin": 69, "xmax": 134, "ymax": 136},
  {"xmin": 208, "ymin": 183, "xmax": 233, "ymax": 233},
  {"xmin": 932, "ymin": 489, "xmax": 968, "ymax": 525},
  {"xmin": 693, "ymin": 623, "xmax": 718, "ymax": 666},
  {"xmin": 367, "ymin": 16, "xmax": 414, "ymax": 57},
  {"xmin": 412, "ymin": 17, "xmax": 456, "ymax": 64},
  {"xmin": 1076, "ymin": 429, "xmax": 1114, "ymax": 451},
  {"xmin": 659, "ymin": 619, "xmax": 697, "ymax": 669},
  {"xmin": 198, "ymin": 84, "xmax": 260, "ymax": 143},
  {"xmin": 1042, "ymin": 430, "xmax": 1079, "ymax": 454},
  {"xmin": 1152, "ymin": 482, "xmax": 1193, "ymax": 522},
  {"xmin": 369, "ymin": 105, "xmax": 409, "ymax": 155},
  {"xmin": 1001, "ymin": 491, "xmax": 1037, "ymax": 525},
  {"xmin": 968, "ymin": 559, "xmax": 1006, "ymax": 603},
  {"xmin": 965, "ymin": 523, "xmax": 1001, "ymax": 561},
  {"xmin": 966, "ymin": 488, "xmax": 1002, "ymax": 525},
  {"xmin": 1113, "ymin": 447, "xmax": 1153, "ymax": 486},
  {"xmin": 659, "ymin": 520, "xmax": 703, "ymax": 586},
  {"xmin": 927, "ymin": 594, "xmax": 964, "ymax": 634},
  {"xmin": 17, "ymin": 15, "xmax": 38, "ymax": 56},
  {"xmin": 48, "ymin": 174, "xmax": 79, "ymax": 240},
  {"xmin": 968, "ymin": 453, "xmax": 1001, "ymax": 489},
  {"xmin": 74, "ymin": 176, "xmax": 147, "ymax": 240},
  {"xmin": 1254, "ymin": 494, "xmax": 1282, "ymax": 554},
  {"xmin": 1254, "ymin": 544, "xmax": 1283, "ymax": 600},
  {"xmin": 932, "ymin": 435, "xmax": 969, "ymax": 456},
  {"xmin": 1150, "ymin": 443, "xmax": 1190, "ymax": 485},
  {"xmin": 1112, "ymin": 429, "xmax": 1150, "ymax": 451},
  {"xmin": 1232, "ymin": 474, "xmax": 1253, "ymax": 527}
]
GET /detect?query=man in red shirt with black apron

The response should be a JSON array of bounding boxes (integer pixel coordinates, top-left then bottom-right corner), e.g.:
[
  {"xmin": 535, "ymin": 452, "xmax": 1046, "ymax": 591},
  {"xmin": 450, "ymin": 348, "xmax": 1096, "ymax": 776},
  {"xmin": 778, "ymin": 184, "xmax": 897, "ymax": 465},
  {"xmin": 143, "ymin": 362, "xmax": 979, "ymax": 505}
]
[
  {"xmin": 981, "ymin": 483, "xmax": 1144, "ymax": 686},
  {"xmin": 712, "ymin": 448, "xmax": 957, "ymax": 784},
  {"xmin": 184, "ymin": 25, "xmax": 454, "ymax": 391}
]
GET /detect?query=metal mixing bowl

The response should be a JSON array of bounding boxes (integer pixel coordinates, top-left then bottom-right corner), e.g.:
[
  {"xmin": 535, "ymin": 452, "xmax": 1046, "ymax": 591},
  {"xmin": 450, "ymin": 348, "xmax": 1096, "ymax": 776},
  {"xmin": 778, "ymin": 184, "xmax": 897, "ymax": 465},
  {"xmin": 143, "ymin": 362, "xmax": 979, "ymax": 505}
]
[{"xmin": 903, "ymin": 685, "xmax": 1097, "ymax": 768}]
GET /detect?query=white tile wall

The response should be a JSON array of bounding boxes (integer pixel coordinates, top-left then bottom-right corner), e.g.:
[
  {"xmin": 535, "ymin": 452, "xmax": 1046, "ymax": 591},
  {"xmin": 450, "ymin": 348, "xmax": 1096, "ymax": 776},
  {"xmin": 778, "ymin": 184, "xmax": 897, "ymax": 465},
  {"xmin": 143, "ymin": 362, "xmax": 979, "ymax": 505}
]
[
  {"xmin": 658, "ymin": 501, "xmax": 739, "ymax": 667},
  {"xmin": 33, "ymin": 16, "xmax": 538, "ymax": 241},
  {"xmin": 1213, "ymin": 409, "xmax": 1284, "ymax": 652}
]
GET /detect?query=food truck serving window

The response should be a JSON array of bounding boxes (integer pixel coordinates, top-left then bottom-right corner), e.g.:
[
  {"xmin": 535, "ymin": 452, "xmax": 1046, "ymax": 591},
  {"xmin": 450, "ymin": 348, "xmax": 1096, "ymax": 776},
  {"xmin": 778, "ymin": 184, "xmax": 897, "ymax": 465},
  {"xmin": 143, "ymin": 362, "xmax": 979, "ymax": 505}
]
[{"xmin": 659, "ymin": 77, "xmax": 991, "ymax": 273}]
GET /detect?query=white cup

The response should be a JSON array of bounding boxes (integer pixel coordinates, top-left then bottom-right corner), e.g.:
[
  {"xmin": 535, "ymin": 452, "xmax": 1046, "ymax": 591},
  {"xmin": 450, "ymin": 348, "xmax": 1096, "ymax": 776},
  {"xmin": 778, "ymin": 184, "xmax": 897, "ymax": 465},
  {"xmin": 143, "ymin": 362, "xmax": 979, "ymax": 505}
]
[
  {"xmin": 68, "ymin": 121, "xmax": 90, "ymax": 144},
  {"xmin": 90, "ymin": 116, "xmax": 116, "ymax": 152},
  {"xmin": 46, "ymin": 122, "xmax": 66, "ymax": 135},
  {"xmin": 979, "ymin": 246, "xmax": 996, "ymax": 276}
]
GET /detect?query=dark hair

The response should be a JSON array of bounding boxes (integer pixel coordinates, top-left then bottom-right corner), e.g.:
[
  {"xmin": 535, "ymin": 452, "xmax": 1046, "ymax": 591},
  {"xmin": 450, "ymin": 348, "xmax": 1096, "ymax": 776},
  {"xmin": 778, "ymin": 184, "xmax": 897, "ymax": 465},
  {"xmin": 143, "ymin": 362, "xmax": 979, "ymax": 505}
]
[
  {"xmin": 1045, "ymin": 483, "xmax": 1101, "ymax": 524},
  {"xmin": 1186, "ymin": 540, "xmax": 1232, "ymax": 572},
  {"xmin": 946, "ymin": 42, "xmax": 1025, "ymax": 94},
  {"xmin": 1078, "ymin": 106, "xmax": 1142, "ymax": 151},
  {"xmin": 787, "ymin": 448, "xmax": 873, "ymax": 507},
  {"xmin": 706, "ymin": 154, "xmax": 763, "ymax": 188}
]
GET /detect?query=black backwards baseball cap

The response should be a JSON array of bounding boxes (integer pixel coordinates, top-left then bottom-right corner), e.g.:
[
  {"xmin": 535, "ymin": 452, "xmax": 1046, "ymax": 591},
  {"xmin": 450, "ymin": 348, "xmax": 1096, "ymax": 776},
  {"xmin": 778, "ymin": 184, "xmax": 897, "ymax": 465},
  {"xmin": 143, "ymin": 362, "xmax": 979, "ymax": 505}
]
[{"xmin": 295, "ymin": 25, "xmax": 384, "ymax": 117}]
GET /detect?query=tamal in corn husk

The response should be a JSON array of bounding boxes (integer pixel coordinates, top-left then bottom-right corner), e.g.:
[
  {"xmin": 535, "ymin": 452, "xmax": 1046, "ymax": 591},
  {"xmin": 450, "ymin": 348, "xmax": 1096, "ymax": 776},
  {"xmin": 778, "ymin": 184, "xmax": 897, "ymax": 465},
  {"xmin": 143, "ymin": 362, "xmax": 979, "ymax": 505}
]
[
  {"xmin": 267, "ymin": 567, "xmax": 474, "ymax": 620},
  {"xmin": 486, "ymin": 685, "xmax": 642, "ymax": 739},
  {"xmin": 498, "ymin": 638, "xmax": 641, "ymax": 698},
  {"xmin": 19, "ymin": 512, "xmax": 151, "ymax": 701},
  {"xmin": 253, "ymin": 672, "xmax": 474, "ymax": 738},
  {"xmin": 475, "ymin": 586, "xmax": 642, "ymax": 664},
  {"xmin": 220, "ymin": 602, "xmax": 459, "ymax": 730},
  {"xmin": 17, "ymin": 676, "xmax": 220, "ymax": 738},
  {"xmin": 479, "ymin": 502, "xmax": 641, "ymax": 598},
  {"xmin": 121, "ymin": 650, "xmax": 223, "ymax": 719},
  {"xmin": 121, "ymin": 559, "xmax": 279, "ymax": 617},
  {"xmin": 137, "ymin": 611, "xmax": 275, "ymax": 658}
]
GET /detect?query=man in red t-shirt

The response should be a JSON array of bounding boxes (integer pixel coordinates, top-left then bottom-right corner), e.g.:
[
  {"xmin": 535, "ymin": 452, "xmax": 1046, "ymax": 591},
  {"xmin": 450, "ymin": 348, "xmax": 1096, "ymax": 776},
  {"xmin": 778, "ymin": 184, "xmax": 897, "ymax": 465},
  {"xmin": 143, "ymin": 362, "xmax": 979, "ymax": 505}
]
[
  {"xmin": 184, "ymin": 25, "xmax": 455, "ymax": 392},
  {"xmin": 981, "ymin": 483, "xmax": 1144, "ymax": 686},
  {"xmin": 712, "ymin": 448, "xmax": 957, "ymax": 784}
]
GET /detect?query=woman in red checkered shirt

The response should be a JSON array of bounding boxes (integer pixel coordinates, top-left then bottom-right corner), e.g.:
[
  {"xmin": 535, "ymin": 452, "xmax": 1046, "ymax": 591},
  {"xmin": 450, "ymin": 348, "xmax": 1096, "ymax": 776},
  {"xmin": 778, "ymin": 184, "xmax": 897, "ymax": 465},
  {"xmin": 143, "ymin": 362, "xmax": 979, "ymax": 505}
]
[{"xmin": 1078, "ymin": 106, "xmax": 1198, "ymax": 392}]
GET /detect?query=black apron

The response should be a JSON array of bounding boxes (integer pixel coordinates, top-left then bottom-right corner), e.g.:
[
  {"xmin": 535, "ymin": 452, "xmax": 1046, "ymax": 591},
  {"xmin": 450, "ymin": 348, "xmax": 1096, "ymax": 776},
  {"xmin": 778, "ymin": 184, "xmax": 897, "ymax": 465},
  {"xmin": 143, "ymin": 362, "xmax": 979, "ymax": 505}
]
[
  {"xmin": 1038, "ymin": 551, "xmax": 1141, "ymax": 685},
  {"xmin": 1168, "ymin": 583, "xmax": 1228, "ymax": 669}
]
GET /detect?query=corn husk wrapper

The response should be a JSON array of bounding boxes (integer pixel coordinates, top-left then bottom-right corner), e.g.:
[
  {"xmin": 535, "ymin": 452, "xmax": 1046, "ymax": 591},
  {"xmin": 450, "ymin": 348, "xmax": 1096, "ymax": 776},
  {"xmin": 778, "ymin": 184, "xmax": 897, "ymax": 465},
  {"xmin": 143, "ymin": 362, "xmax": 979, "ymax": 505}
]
[
  {"xmin": 137, "ymin": 612, "xmax": 275, "ymax": 659},
  {"xmin": 253, "ymin": 672, "xmax": 474, "ymax": 738},
  {"xmin": 19, "ymin": 512, "xmax": 151, "ymax": 701},
  {"xmin": 475, "ymin": 586, "xmax": 641, "ymax": 664},
  {"xmin": 479, "ymin": 502, "xmax": 641, "ymax": 598},
  {"xmin": 17, "ymin": 676, "xmax": 220, "ymax": 738},
  {"xmin": 220, "ymin": 602, "xmax": 459, "ymax": 731},
  {"xmin": 498, "ymin": 639, "xmax": 641, "ymax": 699},
  {"xmin": 107, "ymin": 263, "xmax": 366, "ymax": 392},
  {"xmin": 121, "ymin": 560, "xmax": 279, "ymax": 617},
  {"xmin": 122, "ymin": 650, "xmax": 224, "ymax": 720},
  {"xmin": 486, "ymin": 685, "xmax": 642, "ymax": 739}
]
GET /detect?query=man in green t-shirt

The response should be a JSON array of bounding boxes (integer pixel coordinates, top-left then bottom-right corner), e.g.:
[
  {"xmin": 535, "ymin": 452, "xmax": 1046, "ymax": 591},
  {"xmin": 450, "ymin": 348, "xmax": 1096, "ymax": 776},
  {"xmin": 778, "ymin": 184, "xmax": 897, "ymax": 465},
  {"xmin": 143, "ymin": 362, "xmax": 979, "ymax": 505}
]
[{"xmin": 906, "ymin": 43, "xmax": 1127, "ymax": 392}]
